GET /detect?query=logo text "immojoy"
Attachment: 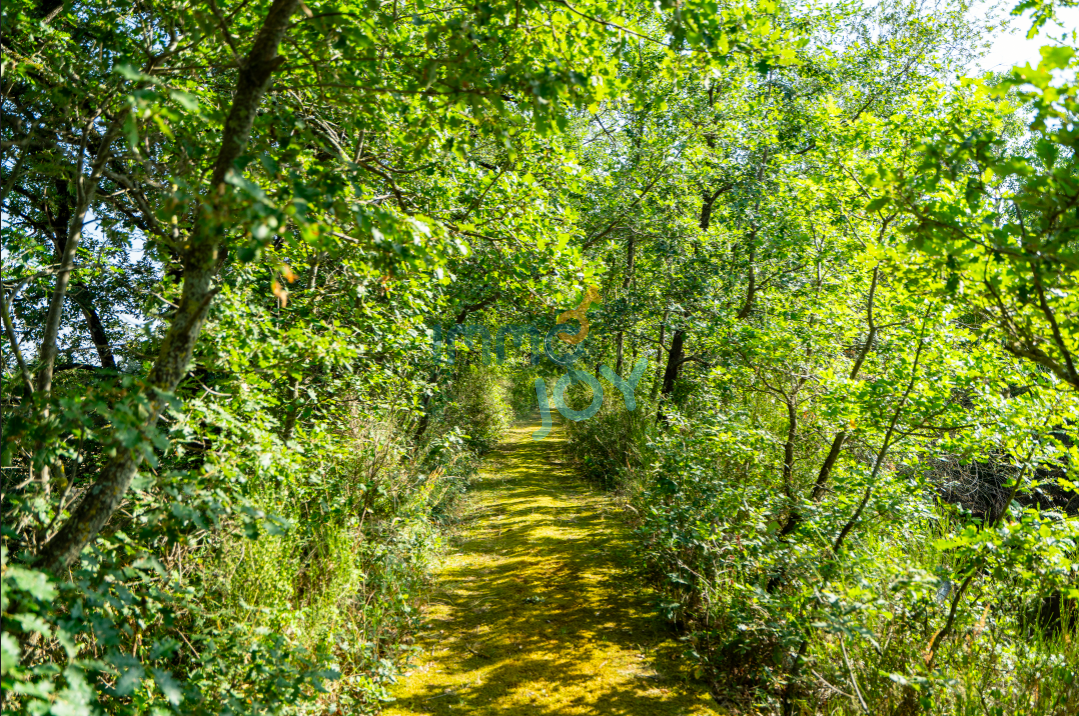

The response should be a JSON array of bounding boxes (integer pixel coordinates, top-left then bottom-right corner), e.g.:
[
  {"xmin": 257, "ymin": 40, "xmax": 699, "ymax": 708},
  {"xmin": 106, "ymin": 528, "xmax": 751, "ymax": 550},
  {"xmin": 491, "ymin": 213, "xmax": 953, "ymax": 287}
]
[{"xmin": 430, "ymin": 287, "xmax": 647, "ymax": 440}]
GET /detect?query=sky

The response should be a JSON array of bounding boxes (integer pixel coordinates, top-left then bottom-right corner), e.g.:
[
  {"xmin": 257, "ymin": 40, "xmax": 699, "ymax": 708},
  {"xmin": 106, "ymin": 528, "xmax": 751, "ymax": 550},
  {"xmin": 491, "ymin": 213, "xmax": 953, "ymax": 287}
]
[{"xmin": 973, "ymin": 1, "xmax": 1079, "ymax": 73}]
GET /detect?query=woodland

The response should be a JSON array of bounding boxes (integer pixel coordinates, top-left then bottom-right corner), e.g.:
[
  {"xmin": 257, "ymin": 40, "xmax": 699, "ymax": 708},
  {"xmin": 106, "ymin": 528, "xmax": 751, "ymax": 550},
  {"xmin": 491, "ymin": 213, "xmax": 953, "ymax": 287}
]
[{"xmin": 1, "ymin": 0, "xmax": 1078, "ymax": 714}]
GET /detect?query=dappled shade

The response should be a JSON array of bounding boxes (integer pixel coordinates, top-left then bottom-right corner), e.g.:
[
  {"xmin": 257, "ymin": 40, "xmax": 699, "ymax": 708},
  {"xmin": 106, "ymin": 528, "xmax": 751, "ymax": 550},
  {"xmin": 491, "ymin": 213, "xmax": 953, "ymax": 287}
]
[{"xmin": 386, "ymin": 421, "xmax": 719, "ymax": 715}]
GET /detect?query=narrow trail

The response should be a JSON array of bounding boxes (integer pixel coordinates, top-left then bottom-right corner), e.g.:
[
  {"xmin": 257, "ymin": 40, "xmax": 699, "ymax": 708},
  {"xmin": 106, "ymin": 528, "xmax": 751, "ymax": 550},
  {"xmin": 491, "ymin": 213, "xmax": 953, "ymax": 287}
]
[{"xmin": 384, "ymin": 420, "xmax": 721, "ymax": 715}]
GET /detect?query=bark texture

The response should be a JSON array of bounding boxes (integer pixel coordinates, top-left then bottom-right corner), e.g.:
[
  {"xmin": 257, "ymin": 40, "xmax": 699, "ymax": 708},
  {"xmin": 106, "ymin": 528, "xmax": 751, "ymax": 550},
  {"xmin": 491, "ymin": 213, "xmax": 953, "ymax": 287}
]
[{"xmin": 656, "ymin": 328, "xmax": 685, "ymax": 425}]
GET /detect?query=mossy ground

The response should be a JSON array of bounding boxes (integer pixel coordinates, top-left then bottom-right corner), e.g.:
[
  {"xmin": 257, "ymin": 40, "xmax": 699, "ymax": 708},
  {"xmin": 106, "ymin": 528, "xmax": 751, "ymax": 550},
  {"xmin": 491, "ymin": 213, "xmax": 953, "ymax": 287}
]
[{"xmin": 384, "ymin": 419, "xmax": 721, "ymax": 715}]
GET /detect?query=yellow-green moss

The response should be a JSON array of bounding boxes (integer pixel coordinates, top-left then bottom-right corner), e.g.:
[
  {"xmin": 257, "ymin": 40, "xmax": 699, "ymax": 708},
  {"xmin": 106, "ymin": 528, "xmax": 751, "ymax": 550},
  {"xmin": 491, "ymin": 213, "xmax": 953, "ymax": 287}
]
[{"xmin": 384, "ymin": 420, "xmax": 722, "ymax": 715}]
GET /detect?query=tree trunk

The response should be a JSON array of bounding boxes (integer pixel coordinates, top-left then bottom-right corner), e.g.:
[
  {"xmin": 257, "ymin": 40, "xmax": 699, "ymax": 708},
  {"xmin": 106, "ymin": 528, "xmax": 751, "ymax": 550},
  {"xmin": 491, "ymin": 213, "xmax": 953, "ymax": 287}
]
[
  {"xmin": 282, "ymin": 375, "xmax": 302, "ymax": 442},
  {"xmin": 698, "ymin": 183, "xmax": 732, "ymax": 231},
  {"xmin": 615, "ymin": 233, "xmax": 636, "ymax": 376},
  {"xmin": 413, "ymin": 367, "xmax": 441, "ymax": 443},
  {"xmin": 35, "ymin": 134, "xmax": 123, "ymax": 395},
  {"xmin": 778, "ymin": 266, "xmax": 881, "ymax": 537},
  {"xmin": 736, "ymin": 240, "xmax": 756, "ymax": 320},
  {"xmin": 413, "ymin": 395, "xmax": 432, "ymax": 443},
  {"xmin": 615, "ymin": 331, "xmax": 624, "ymax": 376},
  {"xmin": 68, "ymin": 284, "xmax": 116, "ymax": 370},
  {"xmin": 736, "ymin": 155, "xmax": 767, "ymax": 321},
  {"xmin": 650, "ymin": 311, "xmax": 668, "ymax": 400},
  {"xmin": 37, "ymin": 0, "xmax": 301, "ymax": 574},
  {"xmin": 656, "ymin": 328, "xmax": 685, "ymax": 425}
]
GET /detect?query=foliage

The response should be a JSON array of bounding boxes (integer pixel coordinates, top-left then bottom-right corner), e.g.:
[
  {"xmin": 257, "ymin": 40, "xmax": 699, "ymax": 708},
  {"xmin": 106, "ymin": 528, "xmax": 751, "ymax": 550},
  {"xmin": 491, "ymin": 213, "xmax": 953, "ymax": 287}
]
[
  {"xmin": 3, "ymin": 0, "xmax": 1079, "ymax": 713},
  {"xmin": 563, "ymin": 381, "xmax": 653, "ymax": 489},
  {"xmin": 436, "ymin": 364, "xmax": 514, "ymax": 454}
]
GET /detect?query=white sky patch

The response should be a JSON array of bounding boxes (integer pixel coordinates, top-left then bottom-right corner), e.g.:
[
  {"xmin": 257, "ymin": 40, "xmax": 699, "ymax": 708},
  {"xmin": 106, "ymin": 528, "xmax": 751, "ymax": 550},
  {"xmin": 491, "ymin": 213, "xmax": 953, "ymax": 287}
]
[{"xmin": 973, "ymin": 1, "xmax": 1079, "ymax": 73}]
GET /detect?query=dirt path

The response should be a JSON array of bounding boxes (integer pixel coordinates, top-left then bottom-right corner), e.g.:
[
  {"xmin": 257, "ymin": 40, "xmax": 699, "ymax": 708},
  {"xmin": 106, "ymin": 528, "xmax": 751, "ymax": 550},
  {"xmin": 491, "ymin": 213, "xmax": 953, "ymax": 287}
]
[{"xmin": 384, "ymin": 420, "xmax": 721, "ymax": 715}]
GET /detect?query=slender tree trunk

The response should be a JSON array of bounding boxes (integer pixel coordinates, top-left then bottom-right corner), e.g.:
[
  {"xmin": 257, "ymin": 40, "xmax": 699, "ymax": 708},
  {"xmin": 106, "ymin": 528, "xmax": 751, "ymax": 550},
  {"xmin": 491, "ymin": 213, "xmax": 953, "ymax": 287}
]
[
  {"xmin": 615, "ymin": 331, "xmax": 624, "ymax": 376},
  {"xmin": 699, "ymin": 189, "xmax": 716, "ymax": 230},
  {"xmin": 778, "ymin": 266, "xmax": 881, "ymax": 537},
  {"xmin": 413, "ymin": 367, "xmax": 441, "ymax": 443},
  {"xmin": 282, "ymin": 375, "xmax": 302, "ymax": 442},
  {"xmin": 736, "ymin": 241, "xmax": 756, "ymax": 320},
  {"xmin": 37, "ymin": 0, "xmax": 301, "ymax": 574},
  {"xmin": 736, "ymin": 154, "xmax": 767, "ymax": 321},
  {"xmin": 1, "ymin": 287, "xmax": 33, "ymax": 395},
  {"xmin": 413, "ymin": 394, "xmax": 432, "ymax": 443},
  {"xmin": 615, "ymin": 233, "xmax": 636, "ymax": 376},
  {"xmin": 68, "ymin": 284, "xmax": 116, "ymax": 370},
  {"xmin": 656, "ymin": 328, "xmax": 685, "ymax": 425},
  {"xmin": 782, "ymin": 398, "xmax": 797, "ymax": 492},
  {"xmin": 698, "ymin": 183, "xmax": 732, "ymax": 231},
  {"xmin": 35, "ymin": 125, "xmax": 125, "ymax": 396}
]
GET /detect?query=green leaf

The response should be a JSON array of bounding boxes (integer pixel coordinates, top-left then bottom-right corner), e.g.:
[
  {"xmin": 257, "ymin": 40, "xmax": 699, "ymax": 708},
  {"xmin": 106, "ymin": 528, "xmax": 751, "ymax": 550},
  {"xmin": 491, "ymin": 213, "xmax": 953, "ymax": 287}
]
[
  {"xmin": 865, "ymin": 197, "xmax": 890, "ymax": 213},
  {"xmin": 169, "ymin": 90, "xmax": 199, "ymax": 112},
  {"xmin": 115, "ymin": 64, "xmax": 152, "ymax": 82},
  {"xmin": 151, "ymin": 667, "xmax": 183, "ymax": 706},
  {"xmin": 9, "ymin": 566, "xmax": 57, "ymax": 601},
  {"xmin": 56, "ymin": 628, "xmax": 79, "ymax": 659},
  {"xmin": 0, "ymin": 633, "xmax": 21, "ymax": 674},
  {"xmin": 1039, "ymin": 45, "xmax": 1076, "ymax": 71},
  {"xmin": 114, "ymin": 662, "xmax": 145, "ymax": 697},
  {"xmin": 130, "ymin": 472, "xmax": 155, "ymax": 492},
  {"xmin": 123, "ymin": 112, "xmax": 140, "ymax": 153}
]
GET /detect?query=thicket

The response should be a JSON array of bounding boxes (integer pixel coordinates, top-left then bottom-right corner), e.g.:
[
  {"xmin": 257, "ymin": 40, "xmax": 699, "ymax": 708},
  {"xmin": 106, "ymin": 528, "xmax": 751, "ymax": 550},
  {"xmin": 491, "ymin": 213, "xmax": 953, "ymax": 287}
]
[
  {"xmin": 2, "ymin": 340, "xmax": 515, "ymax": 715},
  {"xmin": 3, "ymin": 0, "xmax": 1077, "ymax": 714},
  {"xmin": 566, "ymin": 327, "xmax": 1079, "ymax": 713}
]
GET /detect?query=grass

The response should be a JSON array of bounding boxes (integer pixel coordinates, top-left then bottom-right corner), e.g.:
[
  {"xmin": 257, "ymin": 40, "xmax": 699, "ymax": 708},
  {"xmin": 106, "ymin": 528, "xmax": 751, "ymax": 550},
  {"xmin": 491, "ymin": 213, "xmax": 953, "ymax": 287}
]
[{"xmin": 383, "ymin": 418, "xmax": 723, "ymax": 715}]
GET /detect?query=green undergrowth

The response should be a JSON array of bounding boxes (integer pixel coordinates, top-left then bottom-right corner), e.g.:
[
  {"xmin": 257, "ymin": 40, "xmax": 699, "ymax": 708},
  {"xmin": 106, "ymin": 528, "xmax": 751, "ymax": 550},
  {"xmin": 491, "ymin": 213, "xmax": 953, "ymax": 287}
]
[
  {"xmin": 563, "ymin": 389, "xmax": 1079, "ymax": 715},
  {"xmin": 2, "ymin": 363, "xmax": 515, "ymax": 715},
  {"xmin": 437, "ymin": 365, "xmax": 515, "ymax": 455},
  {"xmin": 562, "ymin": 377, "xmax": 654, "ymax": 490}
]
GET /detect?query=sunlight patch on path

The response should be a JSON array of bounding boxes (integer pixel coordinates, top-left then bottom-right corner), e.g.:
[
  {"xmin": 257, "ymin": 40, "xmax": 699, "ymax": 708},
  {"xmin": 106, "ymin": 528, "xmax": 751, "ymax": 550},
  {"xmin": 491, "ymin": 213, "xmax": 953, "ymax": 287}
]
[{"xmin": 384, "ymin": 420, "xmax": 721, "ymax": 715}]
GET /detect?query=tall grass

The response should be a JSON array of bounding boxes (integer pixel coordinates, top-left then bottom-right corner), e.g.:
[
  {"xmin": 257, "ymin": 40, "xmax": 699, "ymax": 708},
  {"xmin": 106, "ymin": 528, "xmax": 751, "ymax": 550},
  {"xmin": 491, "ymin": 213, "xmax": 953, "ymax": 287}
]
[
  {"xmin": 179, "ymin": 365, "xmax": 517, "ymax": 713},
  {"xmin": 560, "ymin": 374, "xmax": 655, "ymax": 488},
  {"xmin": 436, "ymin": 364, "xmax": 514, "ymax": 454}
]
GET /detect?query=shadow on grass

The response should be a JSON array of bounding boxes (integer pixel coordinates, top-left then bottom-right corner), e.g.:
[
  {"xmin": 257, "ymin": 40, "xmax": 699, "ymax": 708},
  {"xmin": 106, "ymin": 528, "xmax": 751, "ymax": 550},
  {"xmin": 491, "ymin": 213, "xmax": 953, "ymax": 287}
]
[{"xmin": 386, "ymin": 420, "xmax": 719, "ymax": 715}]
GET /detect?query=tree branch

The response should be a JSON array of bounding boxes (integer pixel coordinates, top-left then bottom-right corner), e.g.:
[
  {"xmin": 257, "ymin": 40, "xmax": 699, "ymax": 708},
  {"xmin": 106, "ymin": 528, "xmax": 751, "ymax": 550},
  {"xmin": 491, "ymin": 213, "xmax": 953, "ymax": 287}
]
[
  {"xmin": 37, "ymin": 0, "xmax": 302, "ymax": 574},
  {"xmin": 582, "ymin": 165, "xmax": 668, "ymax": 250}
]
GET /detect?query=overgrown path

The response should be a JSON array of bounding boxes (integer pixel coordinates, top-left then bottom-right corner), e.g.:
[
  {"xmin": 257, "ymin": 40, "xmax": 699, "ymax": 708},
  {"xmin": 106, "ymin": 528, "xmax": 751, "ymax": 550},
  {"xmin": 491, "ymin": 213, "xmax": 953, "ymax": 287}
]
[{"xmin": 385, "ymin": 420, "xmax": 721, "ymax": 715}]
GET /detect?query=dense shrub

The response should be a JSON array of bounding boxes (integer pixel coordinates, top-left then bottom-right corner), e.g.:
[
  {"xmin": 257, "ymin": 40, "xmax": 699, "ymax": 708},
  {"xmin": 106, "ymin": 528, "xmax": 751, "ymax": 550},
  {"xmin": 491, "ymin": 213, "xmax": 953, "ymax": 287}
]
[
  {"xmin": 582, "ymin": 373, "xmax": 1079, "ymax": 715},
  {"xmin": 437, "ymin": 365, "xmax": 513, "ymax": 454},
  {"xmin": 2, "ymin": 411, "xmax": 482, "ymax": 715},
  {"xmin": 563, "ymin": 382, "xmax": 653, "ymax": 489},
  {"xmin": 506, "ymin": 367, "xmax": 543, "ymax": 419}
]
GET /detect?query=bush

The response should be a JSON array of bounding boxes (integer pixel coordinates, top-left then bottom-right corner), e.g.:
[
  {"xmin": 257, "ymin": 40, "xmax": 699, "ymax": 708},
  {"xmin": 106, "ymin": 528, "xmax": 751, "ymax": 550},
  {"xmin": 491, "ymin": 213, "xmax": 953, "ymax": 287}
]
[
  {"xmin": 563, "ymin": 383, "xmax": 653, "ymax": 490},
  {"xmin": 2, "ymin": 405, "xmax": 482, "ymax": 716},
  {"xmin": 506, "ymin": 366, "xmax": 542, "ymax": 419},
  {"xmin": 618, "ymin": 403, "xmax": 1079, "ymax": 715},
  {"xmin": 438, "ymin": 365, "xmax": 513, "ymax": 454}
]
